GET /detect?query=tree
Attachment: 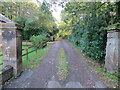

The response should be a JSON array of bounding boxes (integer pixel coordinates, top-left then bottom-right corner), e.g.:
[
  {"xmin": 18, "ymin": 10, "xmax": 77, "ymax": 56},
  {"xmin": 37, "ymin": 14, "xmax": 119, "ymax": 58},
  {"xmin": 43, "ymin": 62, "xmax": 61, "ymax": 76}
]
[
  {"xmin": 59, "ymin": 1, "xmax": 118, "ymax": 63},
  {"xmin": 0, "ymin": 1, "xmax": 39, "ymax": 20},
  {"xmin": 0, "ymin": 1, "xmax": 57, "ymax": 40}
]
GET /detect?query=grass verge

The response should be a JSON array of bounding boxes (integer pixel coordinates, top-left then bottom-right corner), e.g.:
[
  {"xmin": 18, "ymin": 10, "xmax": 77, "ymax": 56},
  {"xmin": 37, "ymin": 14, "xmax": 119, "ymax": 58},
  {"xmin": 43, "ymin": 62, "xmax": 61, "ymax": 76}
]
[
  {"xmin": 69, "ymin": 42, "xmax": 118, "ymax": 88},
  {"xmin": 22, "ymin": 45, "xmax": 51, "ymax": 70},
  {"xmin": 0, "ymin": 45, "xmax": 51, "ymax": 70},
  {"xmin": 57, "ymin": 48, "xmax": 68, "ymax": 81}
]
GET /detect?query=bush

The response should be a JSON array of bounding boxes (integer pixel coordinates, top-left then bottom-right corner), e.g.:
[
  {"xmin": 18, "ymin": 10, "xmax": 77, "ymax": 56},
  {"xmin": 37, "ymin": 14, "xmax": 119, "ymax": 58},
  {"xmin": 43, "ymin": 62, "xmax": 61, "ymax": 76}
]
[
  {"xmin": 30, "ymin": 34, "xmax": 50, "ymax": 48},
  {"xmin": 68, "ymin": 14, "xmax": 107, "ymax": 63},
  {"xmin": 24, "ymin": 19, "xmax": 49, "ymax": 40},
  {"xmin": 14, "ymin": 17, "xmax": 49, "ymax": 40}
]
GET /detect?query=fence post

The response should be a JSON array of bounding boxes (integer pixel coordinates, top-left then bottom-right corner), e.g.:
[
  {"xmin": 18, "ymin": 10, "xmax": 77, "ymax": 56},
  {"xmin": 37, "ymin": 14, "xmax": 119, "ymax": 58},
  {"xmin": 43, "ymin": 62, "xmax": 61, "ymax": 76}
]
[
  {"xmin": 26, "ymin": 49, "xmax": 28, "ymax": 60},
  {"xmin": 26, "ymin": 40, "xmax": 27, "ymax": 45},
  {"xmin": 36, "ymin": 48, "xmax": 37, "ymax": 54}
]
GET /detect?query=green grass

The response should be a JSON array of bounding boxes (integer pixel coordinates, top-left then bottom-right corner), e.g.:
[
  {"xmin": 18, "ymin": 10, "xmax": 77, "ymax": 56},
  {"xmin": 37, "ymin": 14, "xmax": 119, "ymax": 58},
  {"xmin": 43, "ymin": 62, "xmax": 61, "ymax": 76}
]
[
  {"xmin": 0, "ymin": 45, "xmax": 50, "ymax": 70},
  {"xmin": 22, "ymin": 45, "xmax": 35, "ymax": 55},
  {"xmin": 22, "ymin": 45, "xmax": 50, "ymax": 70},
  {"xmin": 57, "ymin": 48, "xmax": 68, "ymax": 81}
]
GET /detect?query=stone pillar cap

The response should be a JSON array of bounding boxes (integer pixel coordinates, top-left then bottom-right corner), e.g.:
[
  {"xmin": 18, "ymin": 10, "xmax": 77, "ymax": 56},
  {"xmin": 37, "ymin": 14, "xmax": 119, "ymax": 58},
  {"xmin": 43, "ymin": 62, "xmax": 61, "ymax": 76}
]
[
  {"xmin": 0, "ymin": 13, "xmax": 14, "ymax": 23},
  {"xmin": 0, "ymin": 14, "xmax": 22, "ymax": 30}
]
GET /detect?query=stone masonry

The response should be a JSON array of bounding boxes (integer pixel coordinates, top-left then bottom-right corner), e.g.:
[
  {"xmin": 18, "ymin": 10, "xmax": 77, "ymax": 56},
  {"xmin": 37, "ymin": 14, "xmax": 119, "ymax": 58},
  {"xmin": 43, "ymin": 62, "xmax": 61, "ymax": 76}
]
[{"xmin": 105, "ymin": 29, "xmax": 120, "ymax": 74}]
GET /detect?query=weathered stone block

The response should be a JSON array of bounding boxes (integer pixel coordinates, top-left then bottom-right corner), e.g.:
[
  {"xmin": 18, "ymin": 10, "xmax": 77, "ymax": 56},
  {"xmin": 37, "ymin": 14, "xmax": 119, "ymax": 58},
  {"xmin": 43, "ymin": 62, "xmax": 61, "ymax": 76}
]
[
  {"xmin": 105, "ymin": 30, "xmax": 120, "ymax": 74},
  {"xmin": 0, "ymin": 65, "xmax": 13, "ymax": 85}
]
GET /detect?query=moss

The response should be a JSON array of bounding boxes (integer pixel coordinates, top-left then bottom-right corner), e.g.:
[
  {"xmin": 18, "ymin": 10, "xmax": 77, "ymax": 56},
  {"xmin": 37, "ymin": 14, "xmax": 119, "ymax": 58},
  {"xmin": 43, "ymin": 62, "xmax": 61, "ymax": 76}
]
[{"xmin": 104, "ymin": 73, "xmax": 118, "ymax": 80}]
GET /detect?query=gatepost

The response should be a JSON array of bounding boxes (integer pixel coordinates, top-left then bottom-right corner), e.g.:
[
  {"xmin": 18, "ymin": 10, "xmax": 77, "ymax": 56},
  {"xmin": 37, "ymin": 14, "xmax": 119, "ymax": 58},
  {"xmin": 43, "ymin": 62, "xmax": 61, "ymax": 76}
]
[
  {"xmin": 105, "ymin": 26, "xmax": 120, "ymax": 74},
  {"xmin": 0, "ymin": 14, "xmax": 22, "ymax": 75}
]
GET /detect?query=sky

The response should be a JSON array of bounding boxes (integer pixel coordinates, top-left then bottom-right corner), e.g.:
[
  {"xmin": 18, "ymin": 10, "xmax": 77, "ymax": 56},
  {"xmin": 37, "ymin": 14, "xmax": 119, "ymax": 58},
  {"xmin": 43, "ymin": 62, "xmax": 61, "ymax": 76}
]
[
  {"xmin": 0, "ymin": 0, "xmax": 64, "ymax": 24},
  {"xmin": 36, "ymin": 0, "xmax": 65, "ymax": 24},
  {"xmin": 50, "ymin": 2, "xmax": 64, "ymax": 23}
]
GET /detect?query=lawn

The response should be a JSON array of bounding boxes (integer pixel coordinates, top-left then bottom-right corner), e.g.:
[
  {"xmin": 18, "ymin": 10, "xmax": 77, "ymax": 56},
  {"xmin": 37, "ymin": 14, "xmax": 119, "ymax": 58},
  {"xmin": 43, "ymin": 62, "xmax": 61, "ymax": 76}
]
[
  {"xmin": 0, "ymin": 45, "xmax": 50, "ymax": 70},
  {"xmin": 0, "ymin": 46, "xmax": 34, "ymax": 69},
  {"xmin": 22, "ymin": 45, "xmax": 50, "ymax": 70},
  {"xmin": 22, "ymin": 45, "xmax": 35, "ymax": 55}
]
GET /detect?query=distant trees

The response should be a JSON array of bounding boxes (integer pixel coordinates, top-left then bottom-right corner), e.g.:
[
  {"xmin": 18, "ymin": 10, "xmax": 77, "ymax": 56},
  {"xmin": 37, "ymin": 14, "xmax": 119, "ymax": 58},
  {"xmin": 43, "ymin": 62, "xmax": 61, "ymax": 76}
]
[
  {"xmin": 0, "ymin": 1, "xmax": 57, "ymax": 41},
  {"xmin": 1, "ymin": 2, "xmax": 38, "ymax": 20}
]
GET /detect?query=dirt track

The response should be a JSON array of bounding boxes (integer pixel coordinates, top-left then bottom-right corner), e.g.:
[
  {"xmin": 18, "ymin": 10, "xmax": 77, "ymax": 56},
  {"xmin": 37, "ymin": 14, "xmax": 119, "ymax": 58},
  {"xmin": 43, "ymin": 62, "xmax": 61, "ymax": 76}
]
[{"xmin": 4, "ymin": 40, "xmax": 106, "ymax": 88}]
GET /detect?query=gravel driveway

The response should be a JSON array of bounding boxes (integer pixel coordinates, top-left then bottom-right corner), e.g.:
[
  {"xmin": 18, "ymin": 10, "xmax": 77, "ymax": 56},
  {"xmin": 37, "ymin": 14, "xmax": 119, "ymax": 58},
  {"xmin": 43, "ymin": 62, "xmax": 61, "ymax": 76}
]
[{"xmin": 4, "ymin": 40, "xmax": 106, "ymax": 88}]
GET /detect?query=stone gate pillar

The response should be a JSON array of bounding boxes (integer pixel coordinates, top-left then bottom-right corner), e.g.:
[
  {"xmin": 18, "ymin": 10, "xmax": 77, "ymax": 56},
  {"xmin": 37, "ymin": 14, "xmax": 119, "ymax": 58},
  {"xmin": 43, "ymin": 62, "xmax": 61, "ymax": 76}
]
[
  {"xmin": 105, "ymin": 29, "xmax": 120, "ymax": 74},
  {"xmin": 0, "ymin": 14, "xmax": 22, "ymax": 75}
]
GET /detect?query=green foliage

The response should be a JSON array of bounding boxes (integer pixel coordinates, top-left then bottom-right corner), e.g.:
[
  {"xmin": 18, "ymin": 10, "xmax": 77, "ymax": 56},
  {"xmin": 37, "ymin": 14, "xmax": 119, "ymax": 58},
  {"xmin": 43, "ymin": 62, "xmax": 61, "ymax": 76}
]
[
  {"xmin": 13, "ymin": 17, "xmax": 49, "ymax": 40},
  {"xmin": 104, "ymin": 73, "xmax": 118, "ymax": 79},
  {"xmin": 1, "ymin": 1, "xmax": 39, "ymax": 20},
  {"xmin": 30, "ymin": 34, "xmax": 50, "ymax": 48},
  {"xmin": 1, "ymin": 1, "xmax": 57, "ymax": 40},
  {"xmin": 23, "ymin": 19, "xmax": 49, "ymax": 40},
  {"xmin": 60, "ymin": 2, "xmax": 118, "ymax": 63},
  {"xmin": 106, "ymin": 22, "xmax": 120, "ymax": 30},
  {"xmin": 22, "ymin": 45, "xmax": 50, "ymax": 70},
  {"xmin": 13, "ymin": 16, "xmax": 27, "ymax": 40},
  {"xmin": 13, "ymin": 16, "xmax": 26, "ymax": 28}
]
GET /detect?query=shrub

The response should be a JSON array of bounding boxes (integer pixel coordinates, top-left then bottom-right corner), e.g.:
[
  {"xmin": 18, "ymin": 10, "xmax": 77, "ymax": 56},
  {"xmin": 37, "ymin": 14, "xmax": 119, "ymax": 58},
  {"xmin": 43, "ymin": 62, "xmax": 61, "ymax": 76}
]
[
  {"xmin": 68, "ymin": 14, "xmax": 107, "ymax": 63},
  {"xmin": 14, "ymin": 17, "xmax": 49, "ymax": 40},
  {"xmin": 30, "ymin": 34, "xmax": 50, "ymax": 48}
]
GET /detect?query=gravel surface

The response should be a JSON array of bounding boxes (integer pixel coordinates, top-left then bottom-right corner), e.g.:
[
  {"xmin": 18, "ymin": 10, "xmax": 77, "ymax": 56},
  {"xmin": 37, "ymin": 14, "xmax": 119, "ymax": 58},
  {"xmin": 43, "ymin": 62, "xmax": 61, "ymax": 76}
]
[{"xmin": 4, "ymin": 40, "xmax": 106, "ymax": 88}]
